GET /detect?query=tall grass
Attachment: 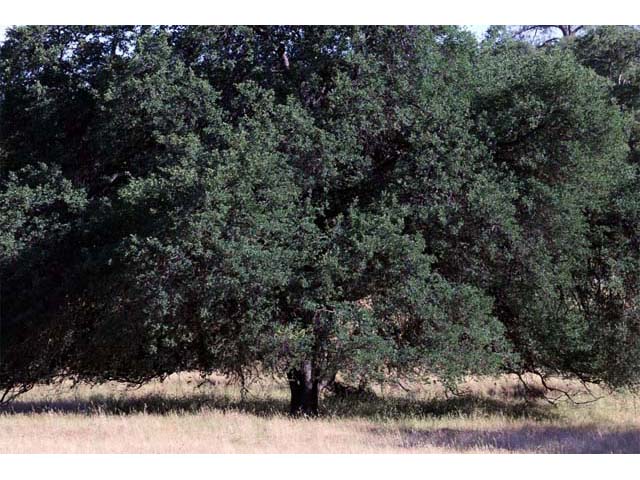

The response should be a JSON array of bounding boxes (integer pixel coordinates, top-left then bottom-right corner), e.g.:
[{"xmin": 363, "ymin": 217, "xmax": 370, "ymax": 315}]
[{"xmin": 1, "ymin": 373, "xmax": 638, "ymax": 453}]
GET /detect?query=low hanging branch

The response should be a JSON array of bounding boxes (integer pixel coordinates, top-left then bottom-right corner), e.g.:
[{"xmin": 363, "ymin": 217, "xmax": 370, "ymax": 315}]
[{"xmin": 515, "ymin": 370, "xmax": 604, "ymax": 405}]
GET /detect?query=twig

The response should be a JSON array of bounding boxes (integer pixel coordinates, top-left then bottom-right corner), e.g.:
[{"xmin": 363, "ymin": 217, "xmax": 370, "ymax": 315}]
[{"xmin": 533, "ymin": 370, "xmax": 602, "ymax": 405}]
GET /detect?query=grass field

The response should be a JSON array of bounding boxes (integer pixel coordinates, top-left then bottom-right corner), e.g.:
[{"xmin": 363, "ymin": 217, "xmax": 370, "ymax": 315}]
[{"xmin": 1, "ymin": 373, "xmax": 639, "ymax": 453}]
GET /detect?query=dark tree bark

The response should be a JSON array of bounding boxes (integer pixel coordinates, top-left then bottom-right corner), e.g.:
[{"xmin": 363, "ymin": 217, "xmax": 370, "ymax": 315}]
[{"xmin": 287, "ymin": 360, "xmax": 318, "ymax": 416}]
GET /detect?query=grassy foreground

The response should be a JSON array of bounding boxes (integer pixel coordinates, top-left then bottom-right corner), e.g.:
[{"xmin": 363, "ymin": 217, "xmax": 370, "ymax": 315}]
[{"xmin": 1, "ymin": 373, "xmax": 639, "ymax": 453}]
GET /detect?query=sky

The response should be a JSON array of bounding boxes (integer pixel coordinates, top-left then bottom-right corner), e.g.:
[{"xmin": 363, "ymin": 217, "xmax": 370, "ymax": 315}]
[{"xmin": 466, "ymin": 24, "xmax": 490, "ymax": 39}]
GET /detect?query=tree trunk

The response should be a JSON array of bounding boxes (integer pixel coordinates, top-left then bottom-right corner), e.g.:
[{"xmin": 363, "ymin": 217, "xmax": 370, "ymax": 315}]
[{"xmin": 288, "ymin": 360, "xmax": 318, "ymax": 416}]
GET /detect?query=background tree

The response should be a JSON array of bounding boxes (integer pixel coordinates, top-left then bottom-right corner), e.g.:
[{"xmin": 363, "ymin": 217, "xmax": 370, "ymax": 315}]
[
  {"xmin": 471, "ymin": 35, "xmax": 637, "ymax": 390},
  {"xmin": 509, "ymin": 25, "xmax": 586, "ymax": 46},
  {"xmin": 569, "ymin": 26, "xmax": 640, "ymax": 387}
]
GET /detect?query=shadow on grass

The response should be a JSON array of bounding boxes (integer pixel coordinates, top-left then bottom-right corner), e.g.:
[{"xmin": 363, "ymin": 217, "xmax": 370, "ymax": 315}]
[
  {"xmin": 0, "ymin": 392, "xmax": 290, "ymax": 417},
  {"xmin": 321, "ymin": 394, "xmax": 555, "ymax": 421},
  {"xmin": 0, "ymin": 388, "xmax": 555, "ymax": 422},
  {"xmin": 386, "ymin": 425, "xmax": 640, "ymax": 453}
]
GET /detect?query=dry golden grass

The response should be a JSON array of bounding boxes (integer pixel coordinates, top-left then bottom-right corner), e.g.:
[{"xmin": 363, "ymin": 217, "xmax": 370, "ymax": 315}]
[{"xmin": 1, "ymin": 373, "xmax": 639, "ymax": 453}]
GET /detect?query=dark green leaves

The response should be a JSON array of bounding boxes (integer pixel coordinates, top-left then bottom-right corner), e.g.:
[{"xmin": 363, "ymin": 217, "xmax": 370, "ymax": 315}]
[{"xmin": 2, "ymin": 26, "xmax": 639, "ymax": 404}]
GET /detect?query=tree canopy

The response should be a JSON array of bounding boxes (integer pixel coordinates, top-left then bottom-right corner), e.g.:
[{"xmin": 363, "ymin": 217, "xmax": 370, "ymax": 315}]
[{"xmin": 1, "ymin": 25, "xmax": 639, "ymax": 414}]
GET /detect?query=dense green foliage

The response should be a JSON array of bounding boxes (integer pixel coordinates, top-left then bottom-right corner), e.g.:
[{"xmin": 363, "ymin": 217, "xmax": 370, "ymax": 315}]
[{"xmin": 1, "ymin": 26, "xmax": 639, "ymax": 412}]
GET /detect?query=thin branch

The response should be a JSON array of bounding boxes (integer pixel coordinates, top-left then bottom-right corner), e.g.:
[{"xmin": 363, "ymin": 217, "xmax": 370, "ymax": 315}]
[
  {"xmin": 533, "ymin": 370, "xmax": 603, "ymax": 405},
  {"xmin": 0, "ymin": 386, "xmax": 11, "ymax": 404}
]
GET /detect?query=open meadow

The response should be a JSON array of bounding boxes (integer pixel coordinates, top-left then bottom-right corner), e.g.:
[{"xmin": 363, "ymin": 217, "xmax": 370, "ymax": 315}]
[{"xmin": 1, "ymin": 373, "xmax": 639, "ymax": 453}]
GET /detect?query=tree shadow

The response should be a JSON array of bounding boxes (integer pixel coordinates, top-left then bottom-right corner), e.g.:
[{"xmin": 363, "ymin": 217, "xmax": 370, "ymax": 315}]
[
  {"xmin": 0, "ymin": 392, "xmax": 290, "ymax": 418},
  {"xmin": 0, "ymin": 389, "xmax": 554, "ymax": 421},
  {"xmin": 385, "ymin": 425, "xmax": 640, "ymax": 453},
  {"xmin": 322, "ymin": 393, "xmax": 556, "ymax": 421}
]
